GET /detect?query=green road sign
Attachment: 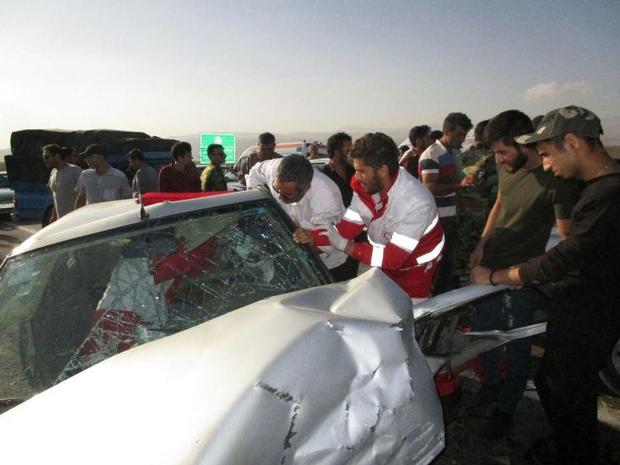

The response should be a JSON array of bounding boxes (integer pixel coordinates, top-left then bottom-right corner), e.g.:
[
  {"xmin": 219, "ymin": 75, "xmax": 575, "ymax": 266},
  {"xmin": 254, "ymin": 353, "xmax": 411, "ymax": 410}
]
[{"xmin": 199, "ymin": 133, "xmax": 236, "ymax": 164}]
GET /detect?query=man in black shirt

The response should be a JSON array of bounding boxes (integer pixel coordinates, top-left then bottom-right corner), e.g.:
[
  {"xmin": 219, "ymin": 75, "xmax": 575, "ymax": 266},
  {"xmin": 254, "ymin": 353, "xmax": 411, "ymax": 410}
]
[
  {"xmin": 321, "ymin": 132, "xmax": 355, "ymax": 207},
  {"xmin": 471, "ymin": 106, "xmax": 620, "ymax": 465}
]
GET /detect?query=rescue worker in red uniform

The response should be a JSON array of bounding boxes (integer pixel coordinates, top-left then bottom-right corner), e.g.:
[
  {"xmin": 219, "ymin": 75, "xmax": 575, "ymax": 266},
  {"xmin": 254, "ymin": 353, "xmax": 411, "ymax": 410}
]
[{"xmin": 303, "ymin": 132, "xmax": 444, "ymax": 299}]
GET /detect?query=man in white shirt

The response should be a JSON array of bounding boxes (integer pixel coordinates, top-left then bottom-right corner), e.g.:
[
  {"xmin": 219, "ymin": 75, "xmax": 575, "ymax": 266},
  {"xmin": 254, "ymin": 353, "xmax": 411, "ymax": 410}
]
[
  {"xmin": 43, "ymin": 143, "xmax": 82, "ymax": 221},
  {"xmin": 75, "ymin": 144, "xmax": 132, "ymax": 208},
  {"xmin": 246, "ymin": 155, "xmax": 356, "ymax": 281}
]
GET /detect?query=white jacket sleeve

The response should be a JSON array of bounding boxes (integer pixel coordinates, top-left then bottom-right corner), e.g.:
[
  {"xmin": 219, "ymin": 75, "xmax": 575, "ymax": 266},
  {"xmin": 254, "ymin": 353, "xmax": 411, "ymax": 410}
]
[{"xmin": 246, "ymin": 160, "xmax": 270, "ymax": 189}]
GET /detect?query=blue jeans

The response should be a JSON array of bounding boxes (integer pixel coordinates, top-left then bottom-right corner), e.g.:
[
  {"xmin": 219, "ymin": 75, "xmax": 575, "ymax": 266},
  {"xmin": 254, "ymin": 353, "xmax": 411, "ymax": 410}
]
[{"xmin": 472, "ymin": 287, "xmax": 546, "ymax": 415}]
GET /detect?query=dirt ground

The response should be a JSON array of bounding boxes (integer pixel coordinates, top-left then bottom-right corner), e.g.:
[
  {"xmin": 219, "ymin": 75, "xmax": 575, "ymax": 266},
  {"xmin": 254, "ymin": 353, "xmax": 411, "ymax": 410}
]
[{"xmin": 434, "ymin": 374, "xmax": 620, "ymax": 465}]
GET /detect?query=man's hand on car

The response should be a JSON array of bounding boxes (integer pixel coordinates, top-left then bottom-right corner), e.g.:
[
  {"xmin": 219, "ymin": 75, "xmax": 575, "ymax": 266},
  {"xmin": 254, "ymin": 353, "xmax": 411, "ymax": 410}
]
[{"xmin": 293, "ymin": 227, "xmax": 314, "ymax": 245}]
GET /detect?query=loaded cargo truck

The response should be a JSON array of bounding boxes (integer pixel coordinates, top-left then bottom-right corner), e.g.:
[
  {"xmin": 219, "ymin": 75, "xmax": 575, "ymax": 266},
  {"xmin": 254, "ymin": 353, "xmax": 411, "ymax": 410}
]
[{"xmin": 5, "ymin": 129, "xmax": 178, "ymax": 224}]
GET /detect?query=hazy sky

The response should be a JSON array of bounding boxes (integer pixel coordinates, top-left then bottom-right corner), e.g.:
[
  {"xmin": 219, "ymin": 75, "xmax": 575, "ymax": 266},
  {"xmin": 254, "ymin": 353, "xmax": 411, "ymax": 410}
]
[{"xmin": 1, "ymin": 0, "xmax": 619, "ymax": 148}]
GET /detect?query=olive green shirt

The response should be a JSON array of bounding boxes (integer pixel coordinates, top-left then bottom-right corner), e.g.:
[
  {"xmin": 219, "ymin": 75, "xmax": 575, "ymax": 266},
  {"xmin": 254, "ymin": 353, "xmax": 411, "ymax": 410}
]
[
  {"xmin": 482, "ymin": 165, "xmax": 580, "ymax": 269},
  {"xmin": 200, "ymin": 164, "xmax": 227, "ymax": 192}
]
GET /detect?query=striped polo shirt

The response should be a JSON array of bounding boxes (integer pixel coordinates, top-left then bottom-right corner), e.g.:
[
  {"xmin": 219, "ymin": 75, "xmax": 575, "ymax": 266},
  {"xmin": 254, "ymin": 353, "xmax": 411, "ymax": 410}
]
[{"xmin": 418, "ymin": 140, "xmax": 458, "ymax": 218}]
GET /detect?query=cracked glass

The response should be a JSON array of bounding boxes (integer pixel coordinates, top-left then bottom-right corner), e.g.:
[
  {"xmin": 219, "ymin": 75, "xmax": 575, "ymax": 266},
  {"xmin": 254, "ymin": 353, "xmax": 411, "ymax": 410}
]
[{"xmin": 0, "ymin": 199, "xmax": 330, "ymax": 403}]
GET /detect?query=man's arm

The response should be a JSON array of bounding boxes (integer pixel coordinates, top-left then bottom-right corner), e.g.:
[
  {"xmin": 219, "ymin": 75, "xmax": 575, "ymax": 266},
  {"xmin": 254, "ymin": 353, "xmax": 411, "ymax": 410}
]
[
  {"xmin": 555, "ymin": 218, "xmax": 572, "ymax": 240},
  {"xmin": 74, "ymin": 191, "xmax": 86, "ymax": 209},
  {"xmin": 121, "ymin": 175, "xmax": 132, "ymax": 199},
  {"xmin": 420, "ymin": 172, "xmax": 474, "ymax": 196},
  {"xmin": 74, "ymin": 174, "xmax": 86, "ymax": 209},
  {"xmin": 470, "ymin": 191, "xmax": 502, "ymax": 266},
  {"xmin": 158, "ymin": 168, "xmax": 170, "ymax": 192},
  {"xmin": 245, "ymin": 160, "xmax": 269, "ymax": 189}
]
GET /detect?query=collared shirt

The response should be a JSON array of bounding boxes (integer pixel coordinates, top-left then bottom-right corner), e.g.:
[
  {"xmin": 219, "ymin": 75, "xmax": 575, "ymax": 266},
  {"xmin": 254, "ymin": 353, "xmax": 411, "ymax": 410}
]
[
  {"xmin": 75, "ymin": 166, "xmax": 132, "ymax": 205},
  {"xmin": 246, "ymin": 158, "xmax": 347, "ymax": 269}
]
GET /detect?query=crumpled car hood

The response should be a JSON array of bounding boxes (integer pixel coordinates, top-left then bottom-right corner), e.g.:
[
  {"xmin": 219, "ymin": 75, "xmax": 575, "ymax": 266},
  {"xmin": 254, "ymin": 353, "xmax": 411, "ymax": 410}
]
[{"xmin": 0, "ymin": 268, "xmax": 444, "ymax": 465}]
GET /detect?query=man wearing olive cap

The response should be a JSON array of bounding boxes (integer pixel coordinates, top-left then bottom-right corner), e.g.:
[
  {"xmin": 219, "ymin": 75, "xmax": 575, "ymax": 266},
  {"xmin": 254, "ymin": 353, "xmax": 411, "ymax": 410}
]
[{"xmin": 471, "ymin": 106, "xmax": 620, "ymax": 465}]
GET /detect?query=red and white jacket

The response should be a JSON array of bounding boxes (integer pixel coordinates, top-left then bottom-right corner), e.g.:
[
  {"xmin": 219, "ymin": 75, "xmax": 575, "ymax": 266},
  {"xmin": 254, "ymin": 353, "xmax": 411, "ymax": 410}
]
[{"xmin": 317, "ymin": 167, "xmax": 444, "ymax": 298}]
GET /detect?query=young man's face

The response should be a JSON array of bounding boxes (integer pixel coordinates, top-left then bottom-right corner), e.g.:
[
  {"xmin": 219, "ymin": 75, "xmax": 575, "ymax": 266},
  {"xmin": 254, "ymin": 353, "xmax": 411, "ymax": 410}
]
[
  {"xmin": 85, "ymin": 153, "xmax": 105, "ymax": 169},
  {"xmin": 128, "ymin": 157, "xmax": 140, "ymax": 170},
  {"xmin": 353, "ymin": 158, "xmax": 383, "ymax": 194},
  {"xmin": 415, "ymin": 132, "xmax": 434, "ymax": 152},
  {"xmin": 42, "ymin": 150, "xmax": 59, "ymax": 169},
  {"xmin": 490, "ymin": 140, "xmax": 528, "ymax": 173},
  {"xmin": 537, "ymin": 139, "xmax": 578, "ymax": 179},
  {"xmin": 444, "ymin": 125, "xmax": 468, "ymax": 150},
  {"xmin": 176, "ymin": 152, "xmax": 192, "ymax": 167},
  {"xmin": 258, "ymin": 141, "xmax": 275, "ymax": 158},
  {"xmin": 209, "ymin": 148, "xmax": 225, "ymax": 167},
  {"xmin": 334, "ymin": 140, "xmax": 352, "ymax": 165}
]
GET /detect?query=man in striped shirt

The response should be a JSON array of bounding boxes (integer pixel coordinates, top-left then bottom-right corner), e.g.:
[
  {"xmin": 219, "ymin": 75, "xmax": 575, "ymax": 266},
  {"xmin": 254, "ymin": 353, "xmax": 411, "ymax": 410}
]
[
  {"xmin": 419, "ymin": 112, "xmax": 476, "ymax": 294},
  {"xmin": 314, "ymin": 132, "xmax": 444, "ymax": 299}
]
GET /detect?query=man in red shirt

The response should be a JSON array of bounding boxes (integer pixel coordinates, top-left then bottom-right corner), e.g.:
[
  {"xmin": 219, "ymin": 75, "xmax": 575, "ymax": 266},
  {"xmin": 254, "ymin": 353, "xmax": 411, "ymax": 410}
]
[
  {"xmin": 158, "ymin": 141, "xmax": 200, "ymax": 192},
  {"xmin": 399, "ymin": 125, "xmax": 433, "ymax": 179}
]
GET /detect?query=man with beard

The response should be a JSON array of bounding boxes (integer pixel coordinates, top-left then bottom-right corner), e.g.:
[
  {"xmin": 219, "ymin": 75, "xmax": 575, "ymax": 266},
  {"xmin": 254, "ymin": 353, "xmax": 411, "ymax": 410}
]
[
  {"xmin": 321, "ymin": 132, "xmax": 355, "ymax": 207},
  {"xmin": 468, "ymin": 110, "xmax": 579, "ymax": 440},
  {"xmin": 314, "ymin": 132, "xmax": 444, "ymax": 299},
  {"xmin": 247, "ymin": 155, "xmax": 356, "ymax": 281},
  {"xmin": 471, "ymin": 106, "xmax": 619, "ymax": 465},
  {"xmin": 419, "ymin": 112, "xmax": 476, "ymax": 294}
]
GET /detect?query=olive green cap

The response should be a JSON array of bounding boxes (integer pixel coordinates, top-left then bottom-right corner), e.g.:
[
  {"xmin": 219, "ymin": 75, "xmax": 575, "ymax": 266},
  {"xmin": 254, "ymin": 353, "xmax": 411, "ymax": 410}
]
[{"xmin": 515, "ymin": 105, "xmax": 603, "ymax": 144}]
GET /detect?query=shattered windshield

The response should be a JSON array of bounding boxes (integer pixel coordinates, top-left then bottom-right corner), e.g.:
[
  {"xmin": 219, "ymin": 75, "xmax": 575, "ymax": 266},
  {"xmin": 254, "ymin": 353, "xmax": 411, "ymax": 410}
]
[{"xmin": 0, "ymin": 200, "xmax": 330, "ymax": 401}]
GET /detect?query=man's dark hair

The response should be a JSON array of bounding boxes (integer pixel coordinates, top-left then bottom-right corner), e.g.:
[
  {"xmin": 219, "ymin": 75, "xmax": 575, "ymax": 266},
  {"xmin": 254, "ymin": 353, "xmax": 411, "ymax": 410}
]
[
  {"xmin": 277, "ymin": 155, "xmax": 314, "ymax": 187},
  {"xmin": 349, "ymin": 132, "xmax": 399, "ymax": 176},
  {"xmin": 207, "ymin": 144, "xmax": 223, "ymax": 156},
  {"xmin": 474, "ymin": 120, "xmax": 489, "ymax": 142},
  {"xmin": 443, "ymin": 112, "xmax": 473, "ymax": 133},
  {"xmin": 326, "ymin": 132, "xmax": 352, "ymax": 158},
  {"xmin": 128, "ymin": 148, "xmax": 145, "ymax": 161},
  {"xmin": 60, "ymin": 147, "xmax": 74, "ymax": 160},
  {"xmin": 171, "ymin": 141, "xmax": 191, "ymax": 161},
  {"xmin": 42, "ymin": 144, "xmax": 63, "ymax": 157},
  {"xmin": 483, "ymin": 110, "xmax": 534, "ymax": 149},
  {"xmin": 430, "ymin": 130, "xmax": 443, "ymax": 141},
  {"xmin": 258, "ymin": 132, "xmax": 276, "ymax": 145},
  {"xmin": 408, "ymin": 125, "xmax": 431, "ymax": 147},
  {"xmin": 399, "ymin": 145, "xmax": 409, "ymax": 155}
]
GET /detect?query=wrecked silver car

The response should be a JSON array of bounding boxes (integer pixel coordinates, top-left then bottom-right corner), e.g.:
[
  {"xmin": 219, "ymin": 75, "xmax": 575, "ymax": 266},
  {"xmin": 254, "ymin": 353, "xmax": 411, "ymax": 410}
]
[{"xmin": 0, "ymin": 190, "xmax": 551, "ymax": 464}]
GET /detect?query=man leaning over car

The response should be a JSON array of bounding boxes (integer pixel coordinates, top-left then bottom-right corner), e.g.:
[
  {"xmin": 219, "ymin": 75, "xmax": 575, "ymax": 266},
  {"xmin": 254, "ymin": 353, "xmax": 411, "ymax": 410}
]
[{"xmin": 246, "ymin": 155, "xmax": 358, "ymax": 282}]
